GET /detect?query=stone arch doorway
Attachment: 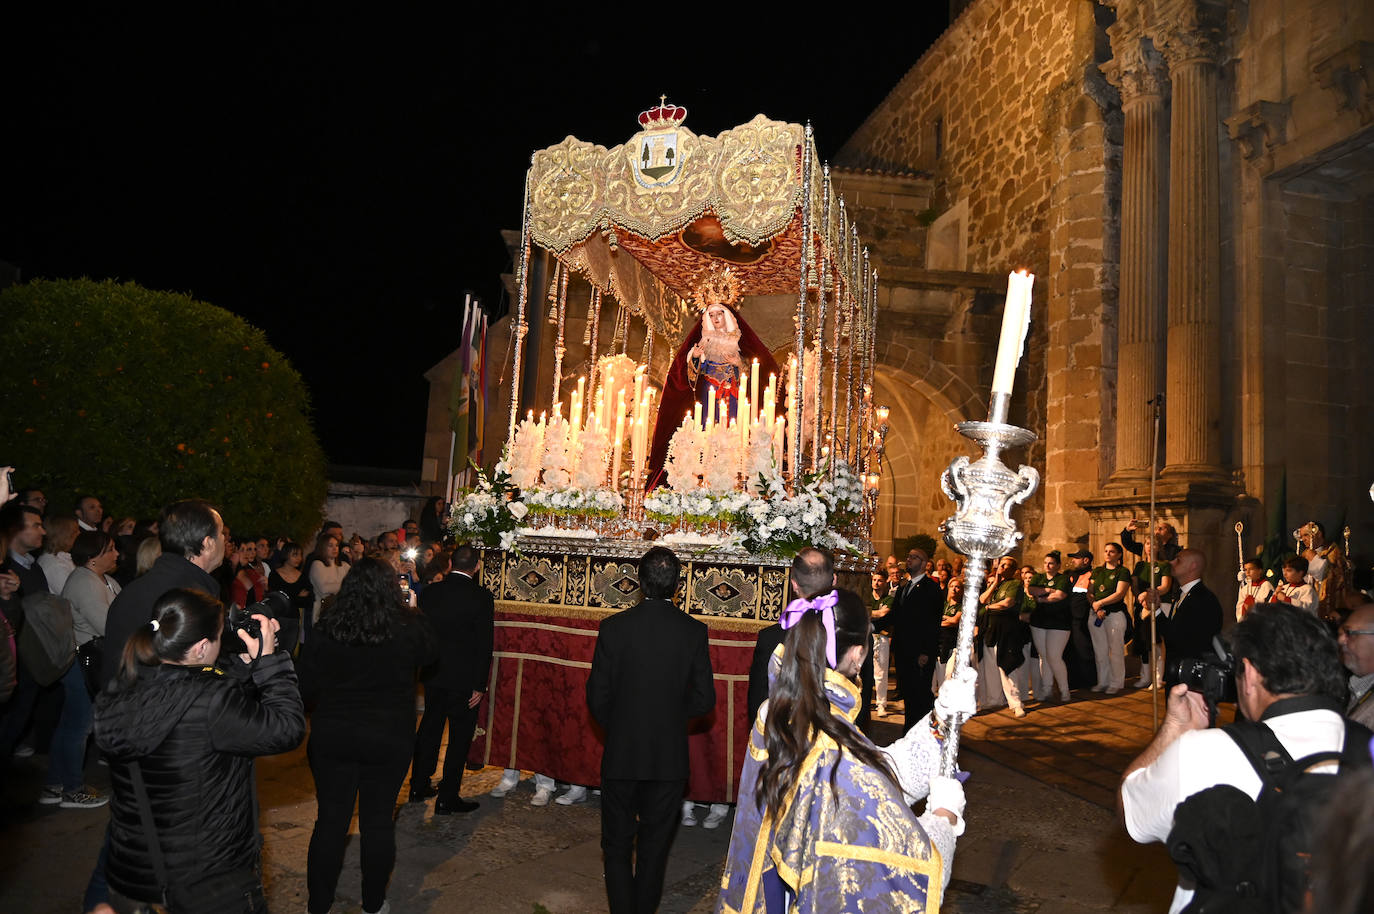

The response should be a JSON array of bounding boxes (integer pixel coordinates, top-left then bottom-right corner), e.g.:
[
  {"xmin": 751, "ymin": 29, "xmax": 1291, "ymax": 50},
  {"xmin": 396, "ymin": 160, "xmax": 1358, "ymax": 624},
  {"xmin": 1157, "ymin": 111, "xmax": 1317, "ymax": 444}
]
[{"xmin": 868, "ymin": 361, "xmax": 981, "ymax": 562}]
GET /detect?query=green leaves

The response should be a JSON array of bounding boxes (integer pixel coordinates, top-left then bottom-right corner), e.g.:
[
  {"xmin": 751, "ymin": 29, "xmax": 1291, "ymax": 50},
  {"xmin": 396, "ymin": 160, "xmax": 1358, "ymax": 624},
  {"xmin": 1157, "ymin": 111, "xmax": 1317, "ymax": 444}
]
[{"xmin": 0, "ymin": 279, "xmax": 328, "ymax": 542}]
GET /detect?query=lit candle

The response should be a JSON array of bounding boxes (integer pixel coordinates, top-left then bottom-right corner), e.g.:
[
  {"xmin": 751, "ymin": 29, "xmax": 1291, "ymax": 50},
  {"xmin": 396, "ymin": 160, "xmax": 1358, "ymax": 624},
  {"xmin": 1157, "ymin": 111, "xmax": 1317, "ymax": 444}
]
[
  {"xmin": 764, "ymin": 373, "xmax": 776, "ymax": 430},
  {"xmin": 572, "ymin": 377, "xmax": 585, "ymax": 429},
  {"xmin": 991, "ymin": 270, "xmax": 1034, "ymax": 396},
  {"xmin": 706, "ymin": 384, "xmax": 716, "ymax": 433},
  {"xmin": 739, "ymin": 394, "xmax": 750, "ymax": 449},
  {"xmin": 611, "ymin": 390, "xmax": 626, "ymax": 490},
  {"xmin": 750, "ymin": 359, "xmax": 760, "ymax": 421}
]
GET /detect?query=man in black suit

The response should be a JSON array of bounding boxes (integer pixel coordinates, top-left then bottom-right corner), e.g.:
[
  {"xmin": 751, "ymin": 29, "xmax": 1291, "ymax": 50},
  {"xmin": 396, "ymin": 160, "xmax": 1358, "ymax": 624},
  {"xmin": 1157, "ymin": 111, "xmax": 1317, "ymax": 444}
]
[
  {"xmin": 1155, "ymin": 548, "xmax": 1223, "ymax": 688},
  {"xmin": 586, "ymin": 547, "xmax": 715, "ymax": 914},
  {"xmin": 409, "ymin": 544, "xmax": 494, "ymax": 814},
  {"xmin": 891, "ymin": 546, "xmax": 944, "ymax": 733}
]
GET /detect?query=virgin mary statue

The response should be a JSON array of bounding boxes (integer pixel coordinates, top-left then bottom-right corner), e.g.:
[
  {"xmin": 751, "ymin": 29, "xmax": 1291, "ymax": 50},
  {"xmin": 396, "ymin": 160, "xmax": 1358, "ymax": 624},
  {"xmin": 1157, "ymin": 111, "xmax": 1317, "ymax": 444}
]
[{"xmin": 646, "ymin": 300, "xmax": 779, "ymax": 489}]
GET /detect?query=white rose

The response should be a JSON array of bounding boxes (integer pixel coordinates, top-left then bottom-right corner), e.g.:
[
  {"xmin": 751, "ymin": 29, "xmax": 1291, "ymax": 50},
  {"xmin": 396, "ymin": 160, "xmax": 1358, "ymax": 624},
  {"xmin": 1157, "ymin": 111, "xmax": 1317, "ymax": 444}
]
[{"xmin": 769, "ymin": 516, "xmax": 787, "ymax": 530}]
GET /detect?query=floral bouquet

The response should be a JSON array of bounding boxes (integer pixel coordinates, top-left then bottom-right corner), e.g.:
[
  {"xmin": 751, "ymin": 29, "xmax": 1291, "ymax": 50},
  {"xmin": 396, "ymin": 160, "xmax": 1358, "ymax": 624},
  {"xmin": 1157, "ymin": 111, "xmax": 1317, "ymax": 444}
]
[{"xmin": 448, "ymin": 459, "xmax": 528, "ymax": 551}]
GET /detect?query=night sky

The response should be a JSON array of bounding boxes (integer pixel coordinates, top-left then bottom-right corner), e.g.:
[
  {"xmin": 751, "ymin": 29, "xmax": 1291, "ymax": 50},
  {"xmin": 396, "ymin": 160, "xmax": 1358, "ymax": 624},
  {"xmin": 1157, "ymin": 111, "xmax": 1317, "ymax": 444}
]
[{"xmin": 4, "ymin": 7, "xmax": 949, "ymax": 470}]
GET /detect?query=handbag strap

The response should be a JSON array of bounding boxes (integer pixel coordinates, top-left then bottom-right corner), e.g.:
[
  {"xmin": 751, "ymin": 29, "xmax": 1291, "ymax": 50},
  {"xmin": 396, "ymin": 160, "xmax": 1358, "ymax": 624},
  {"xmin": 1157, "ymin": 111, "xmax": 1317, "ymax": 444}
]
[{"xmin": 128, "ymin": 759, "xmax": 173, "ymax": 908}]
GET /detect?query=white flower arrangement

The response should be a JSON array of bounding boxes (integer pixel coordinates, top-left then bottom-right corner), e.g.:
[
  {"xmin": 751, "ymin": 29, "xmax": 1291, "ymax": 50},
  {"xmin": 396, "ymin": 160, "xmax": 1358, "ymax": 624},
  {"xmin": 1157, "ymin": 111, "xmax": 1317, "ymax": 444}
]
[
  {"xmin": 525, "ymin": 485, "xmax": 624, "ymax": 517},
  {"xmin": 664, "ymin": 416, "xmax": 703, "ymax": 493},
  {"xmin": 448, "ymin": 460, "xmax": 524, "ymax": 550},
  {"xmin": 540, "ymin": 415, "xmax": 573, "ymax": 490},
  {"xmin": 507, "ymin": 417, "xmax": 544, "ymax": 491},
  {"xmin": 572, "ymin": 423, "xmax": 610, "ymax": 490}
]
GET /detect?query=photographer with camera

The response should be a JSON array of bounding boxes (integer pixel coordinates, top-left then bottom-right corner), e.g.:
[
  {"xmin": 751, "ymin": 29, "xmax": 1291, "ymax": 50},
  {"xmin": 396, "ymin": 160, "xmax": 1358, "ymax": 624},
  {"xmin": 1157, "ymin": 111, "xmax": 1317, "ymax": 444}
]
[
  {"xmin": 101, "ymin": 500, "xmax": 227, "ymax": 687},
  {"xmin": 1120, "ymin": 603, "xmax": 1371, "ymax": 913},
  {"xmin": 94, "ymin": 587, "xmax": 304, "ymax": 914}
]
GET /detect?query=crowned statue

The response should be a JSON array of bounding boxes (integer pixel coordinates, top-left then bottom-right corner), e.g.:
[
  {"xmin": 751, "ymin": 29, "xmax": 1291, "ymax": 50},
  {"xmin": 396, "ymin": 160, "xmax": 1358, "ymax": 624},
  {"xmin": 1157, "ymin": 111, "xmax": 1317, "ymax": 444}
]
[{"xmin": 646, "ymin": 264, "xmax": 781, "ymax": 488}]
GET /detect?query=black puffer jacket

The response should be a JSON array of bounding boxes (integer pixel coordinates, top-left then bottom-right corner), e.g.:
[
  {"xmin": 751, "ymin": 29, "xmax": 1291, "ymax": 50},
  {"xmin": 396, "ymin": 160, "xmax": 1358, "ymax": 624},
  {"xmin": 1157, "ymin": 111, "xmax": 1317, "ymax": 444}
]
[{"xmin": 93, "ymin": 652, "xmax": 305, "ymax": 901}]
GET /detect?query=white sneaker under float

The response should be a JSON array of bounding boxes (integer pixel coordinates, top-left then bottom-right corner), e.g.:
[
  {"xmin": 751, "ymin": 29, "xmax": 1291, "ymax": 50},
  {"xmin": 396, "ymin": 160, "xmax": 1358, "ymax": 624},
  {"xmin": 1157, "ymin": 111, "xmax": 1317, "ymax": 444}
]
[
  {"xmin": 490, "ymin": 770, "xmax": 520, "ymax": 798},
  {"xmin": 681, "ymin": 800, "xmax": 699, "ymax": 827},
  {"xmin": 530, "ymin": 785, "xmax": 554, "ymax": 807},
  {"xmin": 555, "ymin": 785, "xmax": 588, "ymax": 805},
  {"xmin": 703, "ymin": 804, "xmax": 730, "ymax": 829}
]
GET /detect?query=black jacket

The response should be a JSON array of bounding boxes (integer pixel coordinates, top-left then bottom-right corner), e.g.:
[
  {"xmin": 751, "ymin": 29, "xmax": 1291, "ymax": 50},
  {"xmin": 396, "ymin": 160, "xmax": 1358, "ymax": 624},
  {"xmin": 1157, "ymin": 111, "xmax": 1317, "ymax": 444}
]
[
  {"xmin": 746, "ymin": 623, "xmax": 786, "ymax": 727},
  {"xmin": 102, "ymin": 554, "xmax": 221, "ymax": 686},
  {"xmin": 586, "ymin": 598, "xmax": 715, "ymax": 780},
  {"xmin": 1160, "ymin": 581, "xmax": 1223, "ymax": 676},
  {"xmin": 298, "ymin": 615, "xmax": 438, "ymax": 738},
  {"xmin": 890, "ymin": 575, "xmax": 944, "ymax": 660},
  {"xmin": 93, "ymin": 652, "xmax": 305, "ymax": 902},
  {"xmin": 417, "ymin": 571, "xmax": 494, "ymax": 694}
]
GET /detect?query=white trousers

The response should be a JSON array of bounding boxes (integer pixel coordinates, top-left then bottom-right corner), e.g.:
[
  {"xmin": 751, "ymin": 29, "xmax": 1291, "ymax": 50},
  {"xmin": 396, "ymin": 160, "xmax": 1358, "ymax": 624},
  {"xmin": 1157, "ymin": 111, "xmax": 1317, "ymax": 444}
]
[
  {"xmin": 872, "ymin": 634, "xmax": 892, "ymax": 709},
  {"xmin": 1089, "ymin": 612, "xmax": 1127, "ymax": 690},
  {"xmin": 977, "ymin": 647, "xmax": 1006, "ymax": 710},
  {"xmin": 998, "ymin": 644, "xmax": 1032, "ymax": 712},
  {"xmin": 1030, "ymin": 626, "xmax": 1071, "ymax": 700}
]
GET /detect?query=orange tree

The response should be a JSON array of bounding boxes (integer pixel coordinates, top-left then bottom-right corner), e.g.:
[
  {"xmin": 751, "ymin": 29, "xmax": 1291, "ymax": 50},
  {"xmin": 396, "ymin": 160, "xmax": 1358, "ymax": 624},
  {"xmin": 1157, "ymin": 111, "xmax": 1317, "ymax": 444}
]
[{"xmin": 1, "ymin": 278, "xmax": 327, "ymax": 542}]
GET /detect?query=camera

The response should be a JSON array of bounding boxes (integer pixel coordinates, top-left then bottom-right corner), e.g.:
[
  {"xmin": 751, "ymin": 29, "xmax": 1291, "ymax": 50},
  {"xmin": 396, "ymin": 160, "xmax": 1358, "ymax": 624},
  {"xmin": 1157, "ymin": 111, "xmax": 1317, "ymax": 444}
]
[
  {"xmin": 1168, "ymin": 635, "xmax": 1237, "ymax": 725},
  {"xmin": 227, "ymin": 591, "xmax": 291, "ymax": 646}
]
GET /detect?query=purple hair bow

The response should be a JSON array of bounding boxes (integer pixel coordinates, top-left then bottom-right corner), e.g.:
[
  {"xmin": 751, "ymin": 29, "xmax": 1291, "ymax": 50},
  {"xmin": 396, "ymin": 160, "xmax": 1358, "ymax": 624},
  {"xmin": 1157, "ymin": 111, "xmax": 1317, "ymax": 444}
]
[{"xmin": 780, "ymin": 589, "xmax": 840, "ymax": 668}]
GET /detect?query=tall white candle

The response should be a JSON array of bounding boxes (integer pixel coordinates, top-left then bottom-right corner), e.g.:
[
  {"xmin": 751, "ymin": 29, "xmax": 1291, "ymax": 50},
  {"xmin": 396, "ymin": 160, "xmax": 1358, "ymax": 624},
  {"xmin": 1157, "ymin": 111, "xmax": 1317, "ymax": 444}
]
[
  {"xmin": 611, "ymin": 391, "xmax": 626, "ymax": 490},
  {"xmin": 750, "ymin": 359, "xmax": 760, "ymax": 422},
  {"xmin": 991, "ymin": 270, "xmax": 1034, "ymax": 396},
  {"xmin": 706, "ymin": 385, "xmax": 716, "ymax": 433}
]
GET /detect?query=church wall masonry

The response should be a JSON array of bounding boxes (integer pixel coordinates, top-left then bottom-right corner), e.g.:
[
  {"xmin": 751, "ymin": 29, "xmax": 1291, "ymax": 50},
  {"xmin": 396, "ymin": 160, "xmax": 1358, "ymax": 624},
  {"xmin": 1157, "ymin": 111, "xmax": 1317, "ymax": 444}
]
[{"xmin": 837, "ymin": 0, "xmax": 1114, "ymax": 559}]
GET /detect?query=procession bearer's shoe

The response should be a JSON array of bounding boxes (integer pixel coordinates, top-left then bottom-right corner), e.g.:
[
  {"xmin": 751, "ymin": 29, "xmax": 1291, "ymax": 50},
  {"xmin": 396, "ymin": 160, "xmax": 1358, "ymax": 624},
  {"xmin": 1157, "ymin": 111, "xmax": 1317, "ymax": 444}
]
[
  {"xmin": 555, "ymin": 785, "xmax": 588, "ymax": 805},
  {"xmin": 681, "ymin": 801, "xmax": 699, "ymax": 827},
  {"xmin": 530, "ymin": 785, "xmax": 554, "ymax": 807},
  {"xmin": 490, "ymin": 770, "xmax": 520, "ymax": 798}
]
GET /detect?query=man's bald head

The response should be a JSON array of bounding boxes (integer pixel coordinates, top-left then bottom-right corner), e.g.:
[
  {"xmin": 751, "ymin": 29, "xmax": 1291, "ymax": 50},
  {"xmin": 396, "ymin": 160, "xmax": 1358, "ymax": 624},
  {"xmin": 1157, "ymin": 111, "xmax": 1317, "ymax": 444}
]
[
  {"xmin": 1171, "ymin": 547, "xmax": 1206, "ymax": 585},
  {"xmin": 1340, "ymin": 603, "xmax": 1374, "ymax": 677},
  {"xmin": 791, "ymin": 547, "xmax": 836, "ymax": 599}
]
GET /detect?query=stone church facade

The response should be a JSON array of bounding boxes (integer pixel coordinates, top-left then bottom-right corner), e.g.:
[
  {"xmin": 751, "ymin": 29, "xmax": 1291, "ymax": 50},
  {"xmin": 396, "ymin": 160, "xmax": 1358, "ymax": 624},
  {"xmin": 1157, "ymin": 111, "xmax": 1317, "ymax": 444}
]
[
  {"xmin": 423, "ymin": 0, "xmax": 1372, "ymax": 599},
  {"xmin": 833, "ymin": 0, "xmax": 1373, "ymax": 596}
]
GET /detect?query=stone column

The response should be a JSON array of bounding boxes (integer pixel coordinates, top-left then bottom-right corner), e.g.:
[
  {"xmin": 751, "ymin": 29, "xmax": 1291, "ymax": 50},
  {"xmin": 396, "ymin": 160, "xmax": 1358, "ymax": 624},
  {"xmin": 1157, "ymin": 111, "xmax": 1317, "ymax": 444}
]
[
  {"xmin": 1158, "ymin": 6, "xmax": 1226, "ymax": 479},
  {"xmin": 1103, "ymin": 27, "xmax": 1169, "ymax": 484}
]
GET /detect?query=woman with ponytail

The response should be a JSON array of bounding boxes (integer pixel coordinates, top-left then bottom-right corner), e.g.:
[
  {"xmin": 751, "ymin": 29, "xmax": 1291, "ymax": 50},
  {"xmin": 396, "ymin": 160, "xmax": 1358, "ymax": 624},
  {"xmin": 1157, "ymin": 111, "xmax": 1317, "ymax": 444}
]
[
  {"xmin": 719, "ymin": 547, "xmax": 975, "ymax": 914},
  {"xmin": 93, "ymin": 588, "xmax": 305, "ymax": 914}
]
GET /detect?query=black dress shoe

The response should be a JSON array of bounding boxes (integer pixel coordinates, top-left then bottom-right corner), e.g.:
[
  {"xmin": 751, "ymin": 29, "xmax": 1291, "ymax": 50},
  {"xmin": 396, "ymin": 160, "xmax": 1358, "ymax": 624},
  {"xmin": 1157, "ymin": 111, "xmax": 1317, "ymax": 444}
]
[
  {"xmin": 409, "ymin": 782, "xmax": 438, "ymax": 803},
  {"xmin": 434, "ymin": 798, "xmax": 479, "ymax": 815}
]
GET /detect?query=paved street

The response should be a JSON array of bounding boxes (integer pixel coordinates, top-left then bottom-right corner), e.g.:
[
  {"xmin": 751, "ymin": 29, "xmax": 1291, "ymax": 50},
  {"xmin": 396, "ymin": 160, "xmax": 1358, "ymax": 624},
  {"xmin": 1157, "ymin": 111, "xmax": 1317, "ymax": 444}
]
[{"xmin": 1, "ymin": 685, "xmax": 1182, "ymax": 913}]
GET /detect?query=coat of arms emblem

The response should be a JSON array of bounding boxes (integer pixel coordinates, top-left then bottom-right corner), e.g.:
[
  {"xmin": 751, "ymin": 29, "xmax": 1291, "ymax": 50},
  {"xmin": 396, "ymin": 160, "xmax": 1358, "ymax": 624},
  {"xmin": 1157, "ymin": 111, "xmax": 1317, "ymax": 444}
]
[{"xmin": 630, "ymin": 97, "xmax": 688, "ymax": 190}]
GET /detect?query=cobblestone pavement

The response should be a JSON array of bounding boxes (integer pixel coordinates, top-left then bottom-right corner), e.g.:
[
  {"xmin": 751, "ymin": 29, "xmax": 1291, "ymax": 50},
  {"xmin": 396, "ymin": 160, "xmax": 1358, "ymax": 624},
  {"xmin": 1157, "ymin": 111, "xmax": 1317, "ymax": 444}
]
[{"xmin": 1, "ymin": 684, "xmax": 1179, "ymax": 913}]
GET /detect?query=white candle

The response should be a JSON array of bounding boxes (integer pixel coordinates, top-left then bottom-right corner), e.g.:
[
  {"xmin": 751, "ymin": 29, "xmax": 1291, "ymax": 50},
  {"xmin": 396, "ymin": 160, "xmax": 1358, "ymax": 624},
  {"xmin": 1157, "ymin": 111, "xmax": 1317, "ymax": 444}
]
[
  {"xmin": 706, "ymin": 385, "xmax": 716, "ymax": 433},
  {"xmin": 572, "ymin": 377, "xmax": 585, "ymax": 430},
  {"xmin": 694, "ymin": 401, "xmax": 702, "ymax": 429},
  {"xmin": 739, "ymin": 394, "xmax": 751, "ymax": 449},
  {"xmin": 991, "ymin": 270, "xmax": 1034, "ymax": 396},
  {"xmin": 611, "ymin": 391, "xmax": 626, "ymax": 490},
  {"xmin": 750, "ymin": 359, "xmax": 760, "ymax": 421}
]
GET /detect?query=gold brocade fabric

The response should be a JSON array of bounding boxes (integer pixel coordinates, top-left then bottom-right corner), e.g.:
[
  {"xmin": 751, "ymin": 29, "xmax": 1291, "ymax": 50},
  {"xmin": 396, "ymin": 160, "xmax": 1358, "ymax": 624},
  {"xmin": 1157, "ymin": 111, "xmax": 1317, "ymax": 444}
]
[{"xmin": 530, "ymin": 115, "xmax": 806, "ymax": 253}]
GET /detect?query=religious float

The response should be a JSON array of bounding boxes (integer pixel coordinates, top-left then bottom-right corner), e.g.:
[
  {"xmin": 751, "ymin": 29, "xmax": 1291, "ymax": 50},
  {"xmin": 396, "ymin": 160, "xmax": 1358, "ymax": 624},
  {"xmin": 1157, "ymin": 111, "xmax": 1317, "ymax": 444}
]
[{"xmin": 449, "ymin": 102, "xmax": 894, "ymax": 803}]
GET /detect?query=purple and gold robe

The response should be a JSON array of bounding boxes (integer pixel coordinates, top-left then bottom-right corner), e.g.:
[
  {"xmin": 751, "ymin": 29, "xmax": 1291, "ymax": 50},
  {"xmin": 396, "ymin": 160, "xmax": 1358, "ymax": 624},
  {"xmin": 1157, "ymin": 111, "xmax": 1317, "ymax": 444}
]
[{"xmin": 718, "ymin": 666, "xmax": 946, "ymax": 913}]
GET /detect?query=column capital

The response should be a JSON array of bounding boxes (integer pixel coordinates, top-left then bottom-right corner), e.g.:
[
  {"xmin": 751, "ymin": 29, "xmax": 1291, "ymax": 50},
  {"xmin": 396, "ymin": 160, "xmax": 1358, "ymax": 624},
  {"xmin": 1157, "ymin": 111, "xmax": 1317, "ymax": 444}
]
[
  {"xmin": 1155, "ymin": 0, "xmax": 1227, "ymax": 69},
  {"xmin": 1224, "ymin": 99, "xmax": 1291, "ymax": 172},
  {"xmin": 1103, "ymin": 24, "xmax": 1169, "ymax": 102}
]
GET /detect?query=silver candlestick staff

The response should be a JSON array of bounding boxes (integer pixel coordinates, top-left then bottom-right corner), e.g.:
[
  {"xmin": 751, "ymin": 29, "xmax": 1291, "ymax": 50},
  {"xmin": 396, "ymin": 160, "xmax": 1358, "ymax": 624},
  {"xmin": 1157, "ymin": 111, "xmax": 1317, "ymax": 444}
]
[{"xmin": 936, "ymin": 391, "xmax": 1039, "ymax": 776}]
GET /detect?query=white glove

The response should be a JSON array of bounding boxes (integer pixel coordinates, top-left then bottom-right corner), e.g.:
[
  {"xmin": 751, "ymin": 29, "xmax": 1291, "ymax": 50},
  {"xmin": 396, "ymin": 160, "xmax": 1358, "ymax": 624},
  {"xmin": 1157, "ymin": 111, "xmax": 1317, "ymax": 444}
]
[
  {"xmin": 934, "ymin": 665, "xmax": 977, "ymax": 725},
  {"xmin": 926, "ymin": 775, "xmax": 967, "ymax": 836}
]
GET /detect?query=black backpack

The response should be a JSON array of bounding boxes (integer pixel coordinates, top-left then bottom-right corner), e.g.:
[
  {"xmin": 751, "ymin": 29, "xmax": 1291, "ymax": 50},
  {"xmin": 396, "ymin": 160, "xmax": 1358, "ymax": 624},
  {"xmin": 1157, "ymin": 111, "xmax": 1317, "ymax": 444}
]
[{"xmin": 1166, "ymin": 696, "xmax": 1373, "ymax": 914}]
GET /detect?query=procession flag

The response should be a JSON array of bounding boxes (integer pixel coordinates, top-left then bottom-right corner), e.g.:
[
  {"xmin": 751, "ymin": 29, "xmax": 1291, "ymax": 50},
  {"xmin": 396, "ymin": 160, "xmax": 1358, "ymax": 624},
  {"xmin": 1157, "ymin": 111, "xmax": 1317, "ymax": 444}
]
[
  {"xmin": 450, "ymin": 295, "xmax": 473, "ymax": 480},
  {"xmin": 469, "ymin": 306, "xmax": 486, "ymax": 465}
]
